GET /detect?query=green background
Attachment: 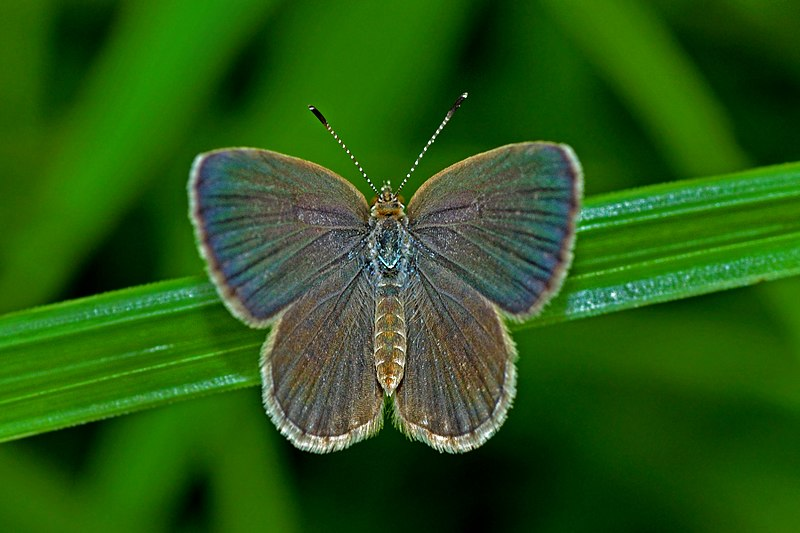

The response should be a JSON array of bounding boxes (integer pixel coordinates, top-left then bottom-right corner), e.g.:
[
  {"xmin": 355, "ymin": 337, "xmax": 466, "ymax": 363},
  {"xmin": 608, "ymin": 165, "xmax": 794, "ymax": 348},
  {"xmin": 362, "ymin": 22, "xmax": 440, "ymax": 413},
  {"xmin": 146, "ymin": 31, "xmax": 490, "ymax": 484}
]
[{"xmin": 2, "ymin": 0, "xmax": 800, "ymax": 531}]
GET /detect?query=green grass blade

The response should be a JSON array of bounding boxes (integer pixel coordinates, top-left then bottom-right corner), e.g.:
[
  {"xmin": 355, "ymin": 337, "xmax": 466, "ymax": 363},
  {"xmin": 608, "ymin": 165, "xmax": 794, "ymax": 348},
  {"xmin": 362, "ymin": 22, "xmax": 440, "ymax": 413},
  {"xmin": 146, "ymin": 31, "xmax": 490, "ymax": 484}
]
[
  {"xmin": 0, "ymin": 280, "xmax": 262, "ymax": 442},
  {"xmin": 533, "ymin": 160, "xmax": 800, "ymax": 326},
  {"xmin": 1, "ymin": 161, "xmax": 799, "ymax": 442}
]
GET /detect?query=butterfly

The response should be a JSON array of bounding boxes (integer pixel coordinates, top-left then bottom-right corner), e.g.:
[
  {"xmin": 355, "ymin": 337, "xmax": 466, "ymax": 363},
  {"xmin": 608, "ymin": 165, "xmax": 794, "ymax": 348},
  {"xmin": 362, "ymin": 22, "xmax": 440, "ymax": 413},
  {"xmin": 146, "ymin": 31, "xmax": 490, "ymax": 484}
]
[{"xmin": 188, "ymin": 93, "xmax": 582, "ymax": 453}]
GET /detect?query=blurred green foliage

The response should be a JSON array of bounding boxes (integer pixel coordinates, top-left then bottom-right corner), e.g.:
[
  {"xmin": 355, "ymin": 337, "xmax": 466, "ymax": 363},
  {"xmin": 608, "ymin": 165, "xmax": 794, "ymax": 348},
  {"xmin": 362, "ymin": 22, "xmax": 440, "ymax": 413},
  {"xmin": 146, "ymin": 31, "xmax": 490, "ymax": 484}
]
[{"xmin": 1, "ymin": 0, "xmax": 799, "ymax": 531}]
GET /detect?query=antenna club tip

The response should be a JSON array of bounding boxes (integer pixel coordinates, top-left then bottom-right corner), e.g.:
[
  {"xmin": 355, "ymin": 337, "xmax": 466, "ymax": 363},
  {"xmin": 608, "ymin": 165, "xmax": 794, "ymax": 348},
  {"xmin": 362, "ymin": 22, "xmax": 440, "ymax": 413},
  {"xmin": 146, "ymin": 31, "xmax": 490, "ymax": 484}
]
[
  {"xmin": 308, "ymin": 105, "xmax": 328, "ymax": 126},
  {"xmin": 451, "ymin": 92, "xmax": 468, "ymax": 111}
]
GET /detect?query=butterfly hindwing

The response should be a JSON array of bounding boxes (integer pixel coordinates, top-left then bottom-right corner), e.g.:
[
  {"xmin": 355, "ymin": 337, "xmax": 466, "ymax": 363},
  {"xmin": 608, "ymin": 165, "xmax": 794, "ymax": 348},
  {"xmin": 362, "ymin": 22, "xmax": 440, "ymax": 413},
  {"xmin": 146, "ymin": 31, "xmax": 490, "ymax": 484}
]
[
  {"xmin": 393, "ymin": 253, "xmax": 516, "ymax": 453},
  {"xmin": 189, "ymin": 148, "xmax": 370, "ymax": 326},
  {"xmin": 262, "ymin": 255, "xmax": 383, "ymax": 453},
  {"xmin": 407, "ymin": 142, "xmax": 582, "ymax": 318}
]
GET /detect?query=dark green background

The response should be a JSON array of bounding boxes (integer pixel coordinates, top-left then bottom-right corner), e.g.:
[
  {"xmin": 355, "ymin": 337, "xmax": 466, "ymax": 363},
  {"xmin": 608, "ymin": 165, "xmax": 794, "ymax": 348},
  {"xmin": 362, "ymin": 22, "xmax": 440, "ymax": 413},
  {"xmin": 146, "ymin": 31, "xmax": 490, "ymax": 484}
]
[{"xmin": 2, "ymin": 1, "xmax": 800, "ymax": 531}]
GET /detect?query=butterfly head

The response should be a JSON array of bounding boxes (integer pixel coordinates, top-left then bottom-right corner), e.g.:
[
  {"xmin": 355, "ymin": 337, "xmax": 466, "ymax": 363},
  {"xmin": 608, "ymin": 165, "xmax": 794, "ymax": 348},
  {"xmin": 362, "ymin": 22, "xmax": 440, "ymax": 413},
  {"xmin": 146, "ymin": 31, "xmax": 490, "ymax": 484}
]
[{"xmin": 371, "ymin": 183, "xmax": 406, "ymax": 219}]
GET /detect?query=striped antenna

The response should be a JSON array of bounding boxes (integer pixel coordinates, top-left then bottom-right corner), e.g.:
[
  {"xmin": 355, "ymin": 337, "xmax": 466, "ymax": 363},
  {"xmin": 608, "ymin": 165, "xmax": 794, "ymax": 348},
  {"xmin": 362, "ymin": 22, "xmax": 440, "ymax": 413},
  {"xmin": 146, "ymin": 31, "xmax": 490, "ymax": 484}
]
[
  {"xmin": 308, "ymin": 105, "xmax": 379, "ymax": 194},
  {"xmin": 395, "ymin": 92, "xmax": 468, "ymax": 194}
]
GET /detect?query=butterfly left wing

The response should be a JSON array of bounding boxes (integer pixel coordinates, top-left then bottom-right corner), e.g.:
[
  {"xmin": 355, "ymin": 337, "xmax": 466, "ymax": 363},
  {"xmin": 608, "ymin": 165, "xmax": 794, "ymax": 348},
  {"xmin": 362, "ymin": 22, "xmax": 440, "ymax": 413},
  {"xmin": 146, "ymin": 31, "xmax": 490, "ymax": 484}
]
[
  {"xmin": 262, "ymin": 253, "xmax": 383, "ymax": 453},
  {"xmin": 392, "ymin": 254, "xmax": 515, "ymax": 453},
  {"xmin": 189, "ymin": 148, "xmax": 370, "ymax": 327}
]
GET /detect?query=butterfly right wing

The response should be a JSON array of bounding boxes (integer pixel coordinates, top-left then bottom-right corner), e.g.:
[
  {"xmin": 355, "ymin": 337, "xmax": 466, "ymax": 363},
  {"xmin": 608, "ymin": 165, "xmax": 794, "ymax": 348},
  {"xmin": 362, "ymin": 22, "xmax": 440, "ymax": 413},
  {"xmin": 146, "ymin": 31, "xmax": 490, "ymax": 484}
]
[
  {"xmin": 407, "ymin": 143, "xmax": 581, "ymax": 319},
  {"xmin": 189, "ymin": 148, "xmax": 370, "ymax": 327}
]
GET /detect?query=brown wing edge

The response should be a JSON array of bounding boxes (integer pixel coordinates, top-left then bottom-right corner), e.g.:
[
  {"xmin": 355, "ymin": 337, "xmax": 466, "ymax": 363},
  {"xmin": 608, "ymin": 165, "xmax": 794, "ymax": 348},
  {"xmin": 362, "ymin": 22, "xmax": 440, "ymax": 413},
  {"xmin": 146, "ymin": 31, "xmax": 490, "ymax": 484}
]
[
  {"xmin": 259, "ymin": 318, "xmax": 386, "ymax": 454},
  {"xmin": 390, "ymin": 306, "xmax": 518, "ymax": 453}
]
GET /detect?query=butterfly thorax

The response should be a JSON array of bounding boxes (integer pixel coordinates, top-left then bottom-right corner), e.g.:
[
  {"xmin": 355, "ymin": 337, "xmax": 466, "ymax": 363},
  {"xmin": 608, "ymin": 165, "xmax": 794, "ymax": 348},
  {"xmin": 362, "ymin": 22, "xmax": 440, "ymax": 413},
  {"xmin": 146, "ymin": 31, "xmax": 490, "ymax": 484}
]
[{"xmin": 367, "ymin": 185, "xmax": 411, "ymax": 395}]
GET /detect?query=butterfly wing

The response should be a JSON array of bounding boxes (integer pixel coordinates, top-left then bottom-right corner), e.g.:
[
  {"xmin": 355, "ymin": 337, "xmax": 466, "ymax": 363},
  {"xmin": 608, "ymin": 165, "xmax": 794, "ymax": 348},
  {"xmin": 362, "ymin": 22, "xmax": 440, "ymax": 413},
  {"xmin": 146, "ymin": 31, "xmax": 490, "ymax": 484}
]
[
  {"xmin": 189, "ymin": 148, "xmax": 370, "ymax": 326},
  {"xmin": 407, "ymin": 142, "xmax": 582, "ymax": 318},
  {"xmin": 393, "ymin": 254, "xmax": 515, "ymax": 453},
  {"xmin": 262, "ymin": 256, "xmax": 383, "ymax": 453}
]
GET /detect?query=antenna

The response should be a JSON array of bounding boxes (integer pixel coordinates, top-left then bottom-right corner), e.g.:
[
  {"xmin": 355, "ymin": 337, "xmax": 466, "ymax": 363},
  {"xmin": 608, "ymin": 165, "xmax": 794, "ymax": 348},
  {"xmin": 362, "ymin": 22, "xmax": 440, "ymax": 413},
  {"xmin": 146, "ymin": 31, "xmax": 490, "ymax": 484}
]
[
  {"xmin": 308, "ymin": 105, "xmax": 379, "ymax": 194},
  {"xmin": 395, "ymin": 92, "xmax": 468, "ymax": 194}
]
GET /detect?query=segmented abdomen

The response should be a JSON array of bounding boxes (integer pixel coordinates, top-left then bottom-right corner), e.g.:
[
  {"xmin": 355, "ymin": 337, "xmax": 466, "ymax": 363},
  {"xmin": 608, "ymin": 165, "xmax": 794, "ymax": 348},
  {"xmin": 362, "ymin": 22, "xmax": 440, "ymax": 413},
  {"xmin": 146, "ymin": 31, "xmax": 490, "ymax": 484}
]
[{"xmin": 374, "ymin": 293, "xmax": 406, "ymax": 395}]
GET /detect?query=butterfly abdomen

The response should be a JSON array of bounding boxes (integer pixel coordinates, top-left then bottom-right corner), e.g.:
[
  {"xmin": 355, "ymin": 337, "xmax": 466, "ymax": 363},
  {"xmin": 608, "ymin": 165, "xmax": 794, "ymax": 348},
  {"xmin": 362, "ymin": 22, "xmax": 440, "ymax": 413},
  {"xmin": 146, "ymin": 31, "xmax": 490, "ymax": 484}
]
[{"xmin": 374, "ymin": 290, "xmax": 406, "ymax": 395}]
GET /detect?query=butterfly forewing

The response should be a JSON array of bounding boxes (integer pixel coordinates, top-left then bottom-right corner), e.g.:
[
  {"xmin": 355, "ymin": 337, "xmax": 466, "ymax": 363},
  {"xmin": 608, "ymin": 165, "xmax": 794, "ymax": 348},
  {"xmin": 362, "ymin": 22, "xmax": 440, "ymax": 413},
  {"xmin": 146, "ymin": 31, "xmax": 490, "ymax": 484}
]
[
  {"xmin": 393, "ymin": 253, "xmax": 516, "ymax": 452},
  {"xmin": 262, "ymin": 257, "xmax": 383, "ymax": 453},
  {"xmin": 407, "ymin": 142, "xmax": 582, "ymax": 318},
  {"xmin": 190, "ymin": 148, "xmax": 370, "ymax": 326}
]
